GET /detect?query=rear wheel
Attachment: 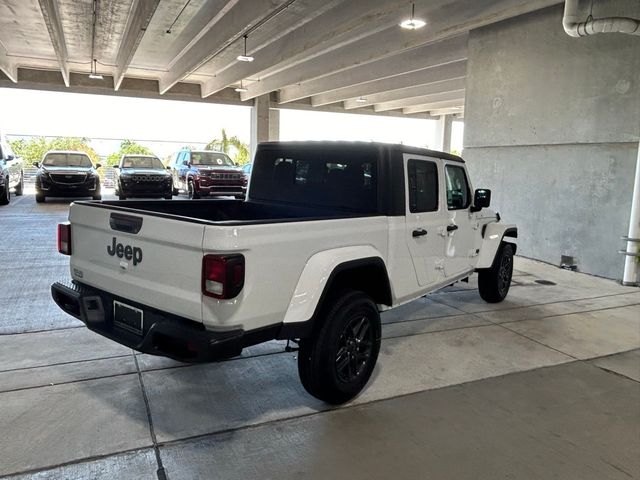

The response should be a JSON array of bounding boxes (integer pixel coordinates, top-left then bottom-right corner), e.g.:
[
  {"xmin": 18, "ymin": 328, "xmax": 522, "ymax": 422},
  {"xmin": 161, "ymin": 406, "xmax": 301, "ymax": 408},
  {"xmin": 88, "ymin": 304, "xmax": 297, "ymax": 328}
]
[
  {"xmin": 478, "ymin": 243, "xmax": 514, "ymax": 303},
  {"xmin": 298, "ymin": 290, "xmax": 381, "ymax": 404},
  {"xmin": 14, "ymin": 172, "xmax": 23, "ymax": 196}
]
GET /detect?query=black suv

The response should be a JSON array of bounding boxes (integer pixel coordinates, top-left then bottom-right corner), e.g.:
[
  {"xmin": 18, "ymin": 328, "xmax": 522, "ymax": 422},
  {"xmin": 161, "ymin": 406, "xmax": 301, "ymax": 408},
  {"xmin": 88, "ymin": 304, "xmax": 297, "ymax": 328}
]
[
  {"xmin": 34, "ymin": 151, "xmax": 102, "ymax": 203},
  {"xmin": 114, "ymin": 154, "xmax": 173, "ymax": 200},
  {"xmin": 0, "ymin": 138, "xmax": 24, "ymax": 205}
]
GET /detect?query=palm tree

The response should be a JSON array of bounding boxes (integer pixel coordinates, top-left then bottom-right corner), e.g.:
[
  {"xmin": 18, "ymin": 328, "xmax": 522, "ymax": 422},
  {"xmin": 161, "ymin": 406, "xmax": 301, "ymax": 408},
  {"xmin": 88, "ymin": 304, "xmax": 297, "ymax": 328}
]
[{"xmin": 205, "ymin": 129, "xmax": 250, "ymax": 165}]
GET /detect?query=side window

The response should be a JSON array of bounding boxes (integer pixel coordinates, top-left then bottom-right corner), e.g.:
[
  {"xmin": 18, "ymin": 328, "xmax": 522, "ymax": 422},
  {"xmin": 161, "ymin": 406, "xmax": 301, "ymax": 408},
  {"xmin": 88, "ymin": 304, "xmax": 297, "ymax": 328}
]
[
  {"xmin": 408, "ymin": 159, "xmax": 438, "ymax": 213},
  {"xmin": 445, "ymin": 165, "xmax": 471, "ymax": 210}
]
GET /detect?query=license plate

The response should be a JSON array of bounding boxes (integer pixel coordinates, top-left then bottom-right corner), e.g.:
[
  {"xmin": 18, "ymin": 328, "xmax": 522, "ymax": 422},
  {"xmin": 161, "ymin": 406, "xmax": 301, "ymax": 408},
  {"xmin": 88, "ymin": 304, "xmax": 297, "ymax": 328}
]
[{"xmin": 113, "ymin": 300, "xmax": 143, "ymax": 335}]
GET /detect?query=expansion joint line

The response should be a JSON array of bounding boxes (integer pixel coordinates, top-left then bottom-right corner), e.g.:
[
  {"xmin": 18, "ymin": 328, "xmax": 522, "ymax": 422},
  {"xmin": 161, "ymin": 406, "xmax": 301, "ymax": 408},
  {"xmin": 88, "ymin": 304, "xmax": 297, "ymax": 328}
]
[{"xmin": 133, "ymin": 353, "xmax": 168, "ymax": 480}]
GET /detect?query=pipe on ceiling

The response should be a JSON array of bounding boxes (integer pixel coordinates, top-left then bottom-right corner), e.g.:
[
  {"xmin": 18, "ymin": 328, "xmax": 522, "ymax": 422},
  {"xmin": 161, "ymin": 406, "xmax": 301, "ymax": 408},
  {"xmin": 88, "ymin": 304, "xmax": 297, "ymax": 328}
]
[{"xmin": 562, "ymin": 0, "xmax": 639, "ymax": 37}]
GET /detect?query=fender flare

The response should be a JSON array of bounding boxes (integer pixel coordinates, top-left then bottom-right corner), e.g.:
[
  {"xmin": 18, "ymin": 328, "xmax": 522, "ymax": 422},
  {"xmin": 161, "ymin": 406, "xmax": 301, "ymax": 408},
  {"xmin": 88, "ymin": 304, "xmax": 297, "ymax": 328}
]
[
  {"xmin": 475, "ymin": 223, "xmax": 518, "ymax": 269},
  {"xmin": 281, "ymin": 245, "xmax": 389, "ymax": 328}
]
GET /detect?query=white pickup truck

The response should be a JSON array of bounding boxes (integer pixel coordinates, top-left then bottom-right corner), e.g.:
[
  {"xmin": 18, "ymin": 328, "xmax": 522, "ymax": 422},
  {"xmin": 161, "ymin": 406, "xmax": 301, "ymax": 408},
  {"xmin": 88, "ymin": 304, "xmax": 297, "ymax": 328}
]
[{"xmin": 52, "ymin": 142, "xmax": 517, "ymax": 404}]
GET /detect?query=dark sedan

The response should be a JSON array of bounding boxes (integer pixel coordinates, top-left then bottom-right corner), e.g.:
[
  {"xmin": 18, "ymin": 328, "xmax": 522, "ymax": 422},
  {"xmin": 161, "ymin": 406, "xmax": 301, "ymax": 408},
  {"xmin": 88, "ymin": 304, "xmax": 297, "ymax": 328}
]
[
  {"xmin": 34, "ymin": 151, "xmax": 101, "ymax": 203},
  {"xmin": 114, "ymin": 154, "xmax": 173, "ymax": 200}
]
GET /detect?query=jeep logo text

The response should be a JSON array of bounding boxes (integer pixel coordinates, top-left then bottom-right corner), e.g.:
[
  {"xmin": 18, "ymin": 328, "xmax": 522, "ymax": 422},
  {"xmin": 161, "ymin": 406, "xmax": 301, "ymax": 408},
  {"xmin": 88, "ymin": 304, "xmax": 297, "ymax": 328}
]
[{"xmin": 107, "ymin": 237, "xmax": 143, "ymax": 266}]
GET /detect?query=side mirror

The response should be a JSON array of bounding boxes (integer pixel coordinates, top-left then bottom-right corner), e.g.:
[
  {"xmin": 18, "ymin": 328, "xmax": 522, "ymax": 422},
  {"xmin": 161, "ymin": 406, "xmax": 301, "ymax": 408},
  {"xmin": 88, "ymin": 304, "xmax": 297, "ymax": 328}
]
[
  {"xmin": 166, "ymin": 165, "xmax": 171, "ymax": 170},
  {"xmin": 6, "ymin": 155, "xmax": 14, "ymax": 161},
  {"xmin": 95, "ymin": 163, "xmax": 102, "ymax": 169},
  {"xmin": 113, "ymin": 165, "xmax": 119, "ymax": 169},
  {"xmin": 471, "ymin": 189, "xmax": 491, "ymax": 212},
  {"xmin": 33, "ymin": 162, "xmax": 40, "ymax": 168}
]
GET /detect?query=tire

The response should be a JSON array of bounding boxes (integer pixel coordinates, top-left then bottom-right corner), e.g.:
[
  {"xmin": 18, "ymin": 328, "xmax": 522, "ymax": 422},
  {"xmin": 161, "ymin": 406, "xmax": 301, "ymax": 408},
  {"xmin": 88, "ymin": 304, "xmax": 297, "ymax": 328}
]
[
  {"xmin": 478, "ymin": 243, "xmax": 514, "ymax": 303},
  {"xmin": 35, "ymin": 192, "xmax": 45, "ymax": 203},
  {"xmin": 164, "ymin": 192, "xmax": 172, "ymax": 200},
  {"xmin": 93, "ymin": 193, "xmax": 102, "ymax": 200},
  {"xmin": 188, "ymin": 180, "xmax": 200, "ymax": 199},
  {"xmin": 0, "ymin": 183, "xmax": 9, "ymax": 205},
  {"xmin": 14, "ymin": 173, "xmax": 23, "ymax": 196},
  {"xmin": 297, "ymin": 290, "xmax": 381, "ymax": 404}
]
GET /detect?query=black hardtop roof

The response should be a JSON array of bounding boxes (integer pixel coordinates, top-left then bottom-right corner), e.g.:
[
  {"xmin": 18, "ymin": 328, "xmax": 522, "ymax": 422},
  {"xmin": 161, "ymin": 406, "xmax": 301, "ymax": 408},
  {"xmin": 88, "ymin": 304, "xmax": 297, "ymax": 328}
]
[{"xmin": 257, "ymin": 141, "xmax": 464, "ymax": 163}]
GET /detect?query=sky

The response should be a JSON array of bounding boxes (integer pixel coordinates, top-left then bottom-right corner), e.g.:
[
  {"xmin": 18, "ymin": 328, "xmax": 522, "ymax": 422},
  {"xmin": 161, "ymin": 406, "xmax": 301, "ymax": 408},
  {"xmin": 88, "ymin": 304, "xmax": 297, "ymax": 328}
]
[{"xmin": 0, "ymin": 88, "xmax": 463, "ymax": 159}]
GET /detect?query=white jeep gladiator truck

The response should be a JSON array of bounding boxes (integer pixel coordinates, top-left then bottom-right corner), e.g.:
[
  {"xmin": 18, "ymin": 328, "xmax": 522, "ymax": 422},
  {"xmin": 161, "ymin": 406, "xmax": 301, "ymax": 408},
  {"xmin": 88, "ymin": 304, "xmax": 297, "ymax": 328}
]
[{"xmin": 52, "ymin": 142, "xmax": 517, "ymax": 404}]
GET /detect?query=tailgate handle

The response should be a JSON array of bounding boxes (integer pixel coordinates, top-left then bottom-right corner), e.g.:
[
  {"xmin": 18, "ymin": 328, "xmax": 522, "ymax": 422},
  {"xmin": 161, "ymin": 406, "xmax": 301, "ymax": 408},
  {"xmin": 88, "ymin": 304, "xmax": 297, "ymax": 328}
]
[{"xmin": 110, "ymin": 213, "xmax": 143, "ymax": 234}]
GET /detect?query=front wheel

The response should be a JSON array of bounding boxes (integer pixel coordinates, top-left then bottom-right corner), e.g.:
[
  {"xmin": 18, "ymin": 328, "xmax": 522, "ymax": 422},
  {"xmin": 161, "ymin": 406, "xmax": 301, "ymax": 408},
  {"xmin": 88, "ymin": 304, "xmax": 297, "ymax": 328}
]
[
  {"xmin": 93, "ymin": 192, "xmax": 102, "ymax": 200},
  {"xmin": 35, "ymin": 192, "xmax": 45, "ymax": 203},
  {"xmin": 0, "ymin": 184, "xmax": 9, "ymax": 205},
  {"xmin": 14, "ymin": 173, "xmax": 23, "ymax": 196},
  {"xmin": 297, "ymin": 291, "xmax": 381, "ymax": 404},
  {"xmin": 478, "ymin": 243, "xmax": 514, "ymax": 303},
  {"xmin": 187, "ymin": 180, "xmax": 200, "ymax": 199}
]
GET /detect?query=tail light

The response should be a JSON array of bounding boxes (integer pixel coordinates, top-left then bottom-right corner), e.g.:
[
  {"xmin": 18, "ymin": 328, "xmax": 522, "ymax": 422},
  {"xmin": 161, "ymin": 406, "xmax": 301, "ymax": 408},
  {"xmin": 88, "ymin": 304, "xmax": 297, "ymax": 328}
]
[
  {"xmin": 57, "ymin": 223, "xmax": 71, "ymax": 255},
  {"xmin": 202, "ymin": 254, "xmax": 245, "ymax": 299}
]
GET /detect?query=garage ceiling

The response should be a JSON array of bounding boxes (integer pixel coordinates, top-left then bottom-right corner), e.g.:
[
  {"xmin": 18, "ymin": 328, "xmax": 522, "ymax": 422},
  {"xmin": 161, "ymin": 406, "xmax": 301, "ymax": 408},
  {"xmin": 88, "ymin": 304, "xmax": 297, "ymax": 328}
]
[{"xmin": 0, "ymin": 0, "xmax": 561, "ymax": 116}]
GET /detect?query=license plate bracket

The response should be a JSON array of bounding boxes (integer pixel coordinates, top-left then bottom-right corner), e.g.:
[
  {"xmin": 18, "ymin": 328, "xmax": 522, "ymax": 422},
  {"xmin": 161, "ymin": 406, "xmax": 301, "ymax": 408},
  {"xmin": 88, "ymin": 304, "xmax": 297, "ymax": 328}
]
[{"xmin": 113, "ymin": 300, "xmax": 144, "ymax": 335}]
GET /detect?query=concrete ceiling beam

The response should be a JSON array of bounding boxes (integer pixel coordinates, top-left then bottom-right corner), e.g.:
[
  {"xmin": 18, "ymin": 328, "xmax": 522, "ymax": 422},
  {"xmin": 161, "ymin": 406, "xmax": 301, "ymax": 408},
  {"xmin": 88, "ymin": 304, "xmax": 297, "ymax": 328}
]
[
  {"xmin": 37, "ymin": 0, "xmax": 70, "ymax": 87},
  {"xmin": 158, "ymin": 0, "xmax": 289, "ymax": 95},
  {"xmin": 313, "ymin": 60, "xmax": 467, "ymax": 107},
  {"xmin": 249, "ymin": 0, "xmax": 561, "ymax": 102},
  {"xmin": 430, "ymin": 107, "xmax": 464, "ymax": 117},
  {"xmin": 343, "ymin": 77, "xmax": 466, "ymax": 110},
  {"xmin": 403, "ymin": 99, "xmax": 465, "ymax": 115},
  {"xmin": 201, "ymin": 0, "xmax": 407, "ymax": 98},
  {"xmin": 113, "ymin": 0, "xmax": 161, "ymax": 91},
  {"xmin": 373, "ymin": 89, "xmax": 465, "ymax": 112},
  {"xmin": 277, "ymin": 35, "xmax": 468, "ymax": 104},
  {"xmin": 0, "ymin": 47, "xmax": 17, "ymax": 83}
]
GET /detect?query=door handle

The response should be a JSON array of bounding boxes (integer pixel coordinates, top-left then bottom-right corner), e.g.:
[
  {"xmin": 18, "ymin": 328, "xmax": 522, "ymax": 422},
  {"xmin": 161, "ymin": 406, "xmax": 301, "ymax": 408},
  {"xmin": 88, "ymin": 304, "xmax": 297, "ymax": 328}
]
[
  {"xmin": 412, "ymin": 228, "xmax": 428, "ymax": 237},
  {"xmin": 446, "ymin": 224, "xmax": 459, "ymax": 232}
]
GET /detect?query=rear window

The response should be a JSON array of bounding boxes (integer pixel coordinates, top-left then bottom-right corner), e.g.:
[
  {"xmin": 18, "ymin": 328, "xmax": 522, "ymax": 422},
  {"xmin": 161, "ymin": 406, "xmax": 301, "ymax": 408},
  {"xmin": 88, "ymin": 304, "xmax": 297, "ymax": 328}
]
[
  {"xmin": 43, "ymin": 153, "xmax": 92, "ymax": 167},
  {"xmin": 250, "ymin": 148, "xmax": 378, "ymax": 213}
]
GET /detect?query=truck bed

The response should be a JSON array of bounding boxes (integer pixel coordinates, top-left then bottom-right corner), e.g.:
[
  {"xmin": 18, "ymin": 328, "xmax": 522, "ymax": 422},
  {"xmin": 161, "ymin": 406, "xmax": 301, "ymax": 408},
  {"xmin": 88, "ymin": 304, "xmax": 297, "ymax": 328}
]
[{"xmin": 77, "ymin": 199, "xmax": 371, "ymax": 225}]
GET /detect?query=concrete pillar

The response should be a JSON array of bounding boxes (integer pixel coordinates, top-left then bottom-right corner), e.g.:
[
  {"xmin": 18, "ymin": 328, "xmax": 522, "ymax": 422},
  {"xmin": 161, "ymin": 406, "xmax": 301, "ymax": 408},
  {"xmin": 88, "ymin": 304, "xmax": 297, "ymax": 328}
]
[
  {"xmin": 250, "ymin": 94, "xmax": 280, "ymax": 160},
  {"xmin": 434, "ymin": 114, "xmax": 454, "ymax": 153},
  {"xmin": 269, "ymin": 108, "xmax": 280, "ymax": 142},
  {"xmin": 250, "ymin": 94, "xmax": 269, "ymax": 160}
]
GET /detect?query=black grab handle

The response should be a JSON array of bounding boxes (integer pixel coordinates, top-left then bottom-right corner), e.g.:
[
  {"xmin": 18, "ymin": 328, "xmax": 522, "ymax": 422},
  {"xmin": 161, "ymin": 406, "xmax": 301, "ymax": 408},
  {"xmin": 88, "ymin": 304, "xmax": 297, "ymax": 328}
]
[
  {"xmin": 109, "ymin": 213, "xmax": 143, "ymax": 234},
  {"xmin": 412, "ymin": 228, "xmax": 428, "ymax": 237},
  {"xmin": 446, "ymin": 224, "xmax": 459, "ymax": 232}
]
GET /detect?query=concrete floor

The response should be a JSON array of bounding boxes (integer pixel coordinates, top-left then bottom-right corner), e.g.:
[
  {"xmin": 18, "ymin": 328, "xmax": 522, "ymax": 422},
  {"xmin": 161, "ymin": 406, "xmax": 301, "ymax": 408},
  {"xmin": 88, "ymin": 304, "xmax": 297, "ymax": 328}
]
[{"xmin": 1, "ymin": 191, "xmax": 639, "ymax": 479}]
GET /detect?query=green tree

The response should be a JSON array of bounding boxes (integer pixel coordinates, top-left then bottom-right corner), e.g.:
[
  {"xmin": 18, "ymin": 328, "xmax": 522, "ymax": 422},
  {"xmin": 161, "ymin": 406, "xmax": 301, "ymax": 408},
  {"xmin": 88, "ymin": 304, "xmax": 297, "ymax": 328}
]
[
  {"xmin": 106, "ymin": 139, "xmax": 154, "ymax": 166},
  {"xmin": 205, "ymin": 129, "xmax": 250, "ymax": 165},
  {"xmin": 10, "ymin": 136, "xmax": 98, "ymax": 165}
]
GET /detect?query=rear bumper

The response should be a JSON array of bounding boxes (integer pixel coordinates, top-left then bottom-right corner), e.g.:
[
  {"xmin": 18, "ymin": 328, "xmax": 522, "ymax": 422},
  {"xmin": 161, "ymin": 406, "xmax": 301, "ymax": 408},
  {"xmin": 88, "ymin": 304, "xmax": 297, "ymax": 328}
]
[{"xmin": 51, "ymin": 280, "xmax": 245, "ymax": 362}]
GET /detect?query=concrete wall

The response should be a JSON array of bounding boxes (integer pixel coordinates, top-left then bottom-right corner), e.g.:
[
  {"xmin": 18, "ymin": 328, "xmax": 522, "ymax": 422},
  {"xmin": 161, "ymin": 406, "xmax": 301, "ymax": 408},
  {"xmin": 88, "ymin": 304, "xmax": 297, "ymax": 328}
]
[{"xmin": 463, "ymin": 1, "xmax": 640, "ymax": 279}]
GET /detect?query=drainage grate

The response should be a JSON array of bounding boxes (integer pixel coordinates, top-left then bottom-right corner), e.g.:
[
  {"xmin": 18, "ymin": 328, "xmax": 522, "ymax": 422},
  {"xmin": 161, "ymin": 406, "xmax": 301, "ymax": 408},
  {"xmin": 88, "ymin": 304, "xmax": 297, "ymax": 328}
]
[{"xmin": 535, "ymin": 280, "xmax": 557, "ymax": 286}]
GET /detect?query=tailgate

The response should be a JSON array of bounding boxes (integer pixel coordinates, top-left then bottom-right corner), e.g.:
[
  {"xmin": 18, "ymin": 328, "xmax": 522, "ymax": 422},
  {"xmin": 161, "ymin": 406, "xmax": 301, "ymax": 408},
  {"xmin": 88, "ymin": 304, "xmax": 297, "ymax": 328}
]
[{"xmin": 69, "ymin": 204, "xmax": 205, "ymax": 322}]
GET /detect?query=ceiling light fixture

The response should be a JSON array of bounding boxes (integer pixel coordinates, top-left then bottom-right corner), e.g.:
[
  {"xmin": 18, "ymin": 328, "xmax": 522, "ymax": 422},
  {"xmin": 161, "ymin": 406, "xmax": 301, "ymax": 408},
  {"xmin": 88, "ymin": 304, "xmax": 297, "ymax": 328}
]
[
  {"xmin": 400, "ymin": 3, "xmax": 426, "ymax": 30},
  {"xmin": 237, "ymin": 35, "xmax": 254, "ymax": 62},
  {"xmin": 88, "ymin": 0, "xmax": 103, "ymax": 79},
  {"xmin": 356, "ymin": 96, "xmax": 367, "ymax": 103},
  {"xmin": 235, "ymin": 80, "xmax": 248, "ymax": 93}
]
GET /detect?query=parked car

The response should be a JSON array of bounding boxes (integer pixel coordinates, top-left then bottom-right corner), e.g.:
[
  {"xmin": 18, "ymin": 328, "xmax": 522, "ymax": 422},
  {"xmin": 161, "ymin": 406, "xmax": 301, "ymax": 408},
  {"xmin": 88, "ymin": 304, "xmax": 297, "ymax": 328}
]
[
  {"xmin": 34, "ymin": 151, "xmax": 101, "ymax": 203},
  {"xmin": 169, "ymin": 149, "xmax": 245, "ymax": 199},
  {"xmin": 51, "ymin": 141, "xmax": 517, "ymax": 404},
  {"xmin": 114, "ymin": 154, "xmax": 172, "ymax": 200},
  {"xmin": 0, "ymin": 138, "xmax": 24, "ymax": 205}
]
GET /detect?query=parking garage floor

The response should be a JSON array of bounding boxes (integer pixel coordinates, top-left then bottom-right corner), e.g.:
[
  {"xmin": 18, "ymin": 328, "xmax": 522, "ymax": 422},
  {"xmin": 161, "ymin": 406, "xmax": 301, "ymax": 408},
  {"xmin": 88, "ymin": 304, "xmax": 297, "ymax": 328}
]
[{"xmin": 1, "ymin": 191, "xmax": 639, "ymax": 480}]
